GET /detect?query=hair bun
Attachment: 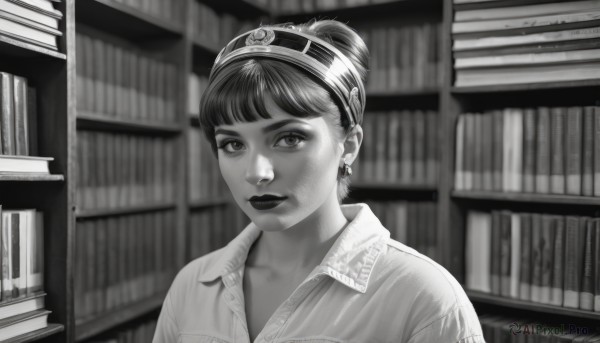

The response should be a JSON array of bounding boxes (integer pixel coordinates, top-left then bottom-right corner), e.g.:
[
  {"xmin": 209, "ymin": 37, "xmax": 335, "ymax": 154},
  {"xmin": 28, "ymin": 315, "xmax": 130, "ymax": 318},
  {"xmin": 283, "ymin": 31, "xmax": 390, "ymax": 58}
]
[{"xmin": 300, "ymin": 20, "xmax": 369, "ymax": 85}]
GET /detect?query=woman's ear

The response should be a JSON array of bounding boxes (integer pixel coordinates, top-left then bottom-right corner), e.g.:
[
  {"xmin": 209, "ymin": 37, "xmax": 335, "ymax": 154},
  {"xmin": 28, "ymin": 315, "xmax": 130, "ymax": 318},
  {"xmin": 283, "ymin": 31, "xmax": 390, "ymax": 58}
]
[{"xmin": 341, "ymin": 125, "xmax": 363, "ymax": 165}]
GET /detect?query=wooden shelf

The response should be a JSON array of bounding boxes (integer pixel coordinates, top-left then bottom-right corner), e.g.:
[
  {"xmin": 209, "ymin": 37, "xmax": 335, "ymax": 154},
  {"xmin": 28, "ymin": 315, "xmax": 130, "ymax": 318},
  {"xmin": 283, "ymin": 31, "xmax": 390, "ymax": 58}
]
[
  {"xmin": 77, "ymin": 112, "xmax": 183, "ymax": 135},
  {"xmin": 451, "ymin": 79, "xmax": 600, "ymax": 94},
  {"xmin": 75, "ymin": 293, "xmax": 165, "ymax": 341},
  {"xmin": 277, "ymin": 0, "xmax": 442, "ymax": 20},
  {"xmin": 76, "ymin": 203, "xmax": 177, "ymax": 219},
  {"xmin": 189, "ymin": 197, "xmax": 230, "ymax": 210},
  {"xmin": 452, "ymin": 190, "xmax": 600, "ymax": 206},
  {"xmin": 367, "ymin": 89, "xmax": 439, "ymax": 98},
  {"xmin": 75, "ymin": 0, "xmax": 184, "ymax": 40},
  {"xmin": 467, "ymin": 290, "xmax": 600, "ymax": 321},
  {"xmin": 0, "ymin": 36, "xmax": 66, "ymax": 60},
  {"xmin": 0, "ymin": 174, "xmax": 65, "ymax": 182},
  {"xmin": 199, "ymin": 0, "xmax": 269, "ymax": 19},
  {"xmin": 5, "ymin": 323, "xmax": 64, "ymax": 343},
  {"xmin": 351, "ymin": 182, "xmax": 438, "ymax": 192}
]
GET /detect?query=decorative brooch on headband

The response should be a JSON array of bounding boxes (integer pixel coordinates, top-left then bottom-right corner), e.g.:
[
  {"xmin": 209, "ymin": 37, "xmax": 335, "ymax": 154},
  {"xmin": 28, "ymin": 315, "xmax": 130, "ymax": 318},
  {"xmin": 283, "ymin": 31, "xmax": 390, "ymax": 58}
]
[{"xmin": 210, "ymin": 26, "xmax": 365, "ymax": 128}]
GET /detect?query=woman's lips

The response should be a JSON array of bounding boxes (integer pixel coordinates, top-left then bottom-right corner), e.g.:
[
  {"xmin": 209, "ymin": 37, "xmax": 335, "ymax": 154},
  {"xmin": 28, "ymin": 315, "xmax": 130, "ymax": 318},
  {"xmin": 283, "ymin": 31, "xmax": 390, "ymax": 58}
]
[{"xmin": 249, "ymin": 195, "xmax": 287, "ymax": 210}]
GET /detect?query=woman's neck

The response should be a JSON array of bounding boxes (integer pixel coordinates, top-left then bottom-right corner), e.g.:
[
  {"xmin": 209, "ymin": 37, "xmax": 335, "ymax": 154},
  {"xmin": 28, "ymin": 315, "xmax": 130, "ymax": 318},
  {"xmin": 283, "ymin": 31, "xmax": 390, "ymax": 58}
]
[{"xmin": 248, "ymin": 198, "xmax": 349, "ymax": 272}]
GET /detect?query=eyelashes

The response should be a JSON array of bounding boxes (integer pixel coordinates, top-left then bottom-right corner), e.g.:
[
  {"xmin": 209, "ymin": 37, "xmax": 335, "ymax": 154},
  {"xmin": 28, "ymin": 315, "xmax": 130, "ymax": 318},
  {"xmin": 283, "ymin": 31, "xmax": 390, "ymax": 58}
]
[{"xmin": 215, "ymin": 130, "xmax": 309, "ymax": 154}]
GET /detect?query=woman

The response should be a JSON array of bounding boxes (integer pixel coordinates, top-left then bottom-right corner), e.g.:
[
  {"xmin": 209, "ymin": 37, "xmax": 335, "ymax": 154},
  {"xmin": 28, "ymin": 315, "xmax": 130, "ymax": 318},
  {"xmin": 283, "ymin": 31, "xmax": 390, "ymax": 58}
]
[{"xmin": 154, "ymin": 20, "xmax": 484, "ymax": 343}]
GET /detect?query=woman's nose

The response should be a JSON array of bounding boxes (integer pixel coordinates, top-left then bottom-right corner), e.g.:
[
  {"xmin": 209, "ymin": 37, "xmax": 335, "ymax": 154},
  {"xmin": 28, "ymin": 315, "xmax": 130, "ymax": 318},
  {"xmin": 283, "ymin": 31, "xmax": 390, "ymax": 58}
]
[{"xmin": 245, "ymin": 152, "xmax": 274, "ymax": 185}]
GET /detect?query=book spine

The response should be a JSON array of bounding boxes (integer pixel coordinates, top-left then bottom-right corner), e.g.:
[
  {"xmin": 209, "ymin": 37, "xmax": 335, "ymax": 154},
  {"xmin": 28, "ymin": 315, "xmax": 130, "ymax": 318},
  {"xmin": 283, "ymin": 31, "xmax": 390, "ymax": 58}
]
[
  {"xmin": 565, "ymin": 107, "xmax": 583, "ymax": 195},
  {"xmin": 522, "ymin": 109, "xmax": 536, "ymax": 193},
  {"xmin": 492, "ymin": 110, "xmax": 503, "ymax": 191},
  {"xmin": 1, "ymin": 72, "xmax": 15, "ymax": 154},
  {"xmin": 582, "ymin": 107, "xmax": 594, "ymax": 196},
  {"xmin": 12, "ymin": 75, "xmax": 28, "ymax": 155},
  {"xmin": 455, "ymin": 115, "xmax": 465, "ymax": 190},
  {"xmin": 563, "ymin": 216, "xmax": 583, "ymax": 308},
  {"xmin": 519, "ymin": 213, "xmax": 532, "ymax": 301},
  {"xmin": 594, "ymin": 107, "xmax": 600, "ymax": 196},
  {"xmin": 594, "ymin": 219, "xmax": 600, "ymax": 312},
  {"xmin": 491, "ymin": 211, "xmax": 501, "ymax": 295},
  {"xmin": 550, "ymin": 107, "xmax": 566, "ymax": 194},
  {"xmin": 535, "ymin": 107, "xmax": 551, "ymax": 193},
  {"xmin": 580, "ymin": 219, "xmax": 595, "ymax": 310},
  {"xmin": 510, "ymin": 213, "xmax": 521, "ymax": 298},
  {"xmin": 539, "ymin": 214, "xmax": 555, "ymax": 304},
  {"xmin": 530, "ymin": 213, "xmax": 542, "ymax": 303},
  {"xmin": 551, "ymin": 216, "xmax": 565, "ymax": 306}
]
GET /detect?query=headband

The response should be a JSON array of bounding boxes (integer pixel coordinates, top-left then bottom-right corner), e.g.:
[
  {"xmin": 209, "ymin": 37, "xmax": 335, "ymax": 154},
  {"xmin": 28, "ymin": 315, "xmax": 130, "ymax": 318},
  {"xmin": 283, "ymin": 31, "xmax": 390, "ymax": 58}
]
[{"xmin": 210, "ymin": 26, "xmax": 366, "ymax": 128}]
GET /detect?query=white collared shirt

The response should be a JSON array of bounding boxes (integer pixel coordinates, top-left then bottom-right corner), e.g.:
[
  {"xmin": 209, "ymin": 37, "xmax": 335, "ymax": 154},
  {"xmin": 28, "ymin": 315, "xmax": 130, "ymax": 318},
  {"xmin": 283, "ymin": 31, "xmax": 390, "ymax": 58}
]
[{"xmin": 153, "ymin": 203, "xmax": 484, "ymax": 343}]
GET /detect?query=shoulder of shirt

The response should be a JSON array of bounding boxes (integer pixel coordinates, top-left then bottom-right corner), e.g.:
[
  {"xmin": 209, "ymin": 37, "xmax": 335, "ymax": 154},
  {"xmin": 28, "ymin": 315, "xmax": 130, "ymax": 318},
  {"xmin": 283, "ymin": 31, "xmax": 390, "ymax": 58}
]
[
  {"xmin": 171, "ymin": 247, "xmax": 228, "ymax": 286},
  {"xmin": 376, "ymin": 238, "xmax": 466, "ymax": 305}
]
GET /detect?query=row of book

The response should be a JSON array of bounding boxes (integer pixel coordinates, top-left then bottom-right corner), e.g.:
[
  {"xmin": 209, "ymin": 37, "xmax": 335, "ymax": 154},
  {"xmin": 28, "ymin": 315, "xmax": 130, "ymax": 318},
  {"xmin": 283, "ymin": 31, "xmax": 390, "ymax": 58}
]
[
  {"xmin": 452, "ymin": 0, "xmax": 600, "ymax": 86},
  {"xmin": 366, "ymin": 200, "xmax": 439, "ymax": 262},
  {"xmin": 76, "ymin": 32, "xmax": 180, "ymax": 123},
  {"xmin": 0, "ymin": 71, "xmax": 35, "ymax": 156},
  {"xmin": 191, "ymin": 1, "xmax": 255, "ymax": 49},
  {"xmin": 86, "ymin": 318, "xmax": 157, "ymax": 343},
  {"xmin": 358, "ymin": 23, "xmax": 442, "ymax": 93},
  {"xmin": 111, "ymin": 0, "xmax": 183, "ymax": 24},
  {"xmin": 0, "ymin": 0, "xmax": 62, "ymax": 51},
  {"xmin": 466, "ymin": 210, "xmax": 600, "ymax": 312},
  {"xmin": 187, "ymin": 73, "xmax": 208, "ymax": 116},
  {"xmin": 357, "ymin": 110, "xmax": 438, "ymax": 185},
  {"xmin": 479, "ymin": 315, "xmax": 598, "ymax": 343},
  {"xmin": 188, "ymin": 127, "xmax": 227, "ymax": 202},
  {"xmin": 75, "ymin": 210, "xmax": 179, "ymax": 321},
  {"xmin": 189, "ymin": 205, "xmax": 248, "ymax": 259},
  {"xmin": 0, "ymin": 206, "xmax": 50, "ymax": 341},
  {"xmin": 455, "ymin": 107, "xmax": 600, "ymax": 196},
  {"xmin": 272, "ymin": 0, "xmax": 392, "ymax": 14},
  {"xmin": 76, "ymin": 131, "xmax": 177, "ymax": 211}
]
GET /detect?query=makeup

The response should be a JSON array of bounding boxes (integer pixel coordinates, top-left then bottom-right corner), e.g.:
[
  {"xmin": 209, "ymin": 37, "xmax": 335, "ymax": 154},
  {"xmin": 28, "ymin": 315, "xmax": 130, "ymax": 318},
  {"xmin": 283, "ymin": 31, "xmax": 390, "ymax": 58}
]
[{"xmin": 249, "ymin": 195, "xmax": 287, "ymax": 210}]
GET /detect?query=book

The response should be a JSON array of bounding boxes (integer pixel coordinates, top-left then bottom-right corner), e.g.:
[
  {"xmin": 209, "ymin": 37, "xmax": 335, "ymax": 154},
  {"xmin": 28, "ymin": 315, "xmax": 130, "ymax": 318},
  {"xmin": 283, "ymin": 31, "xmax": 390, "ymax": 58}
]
[
  {"xmin": 455, "ymin": 115, "xmax": 465, "ymax": 190},
  {"xmin": 594, "ymin": 219, "xmax": 600, "ymax": 312},
  {"xmin": 594, "ymin": 107, "xmax": 600, "ymax": 197},
  {"xmin": 466, "ymin": 211, "xmax": 492, "ymax": 293},
  {"xmin": 0, "ymin": 309, "xmax": 49, "ymax": 341},
  {"xmin": 510, "ymin": 213, "xmax": 521, "ymax": 298},
  {"xmin": 535, "ymin": 107, "xmax": 551, "ymax": 193},
  {"xmin": 454, "ymin": 0, "xmax": 600, "ymax": 22},
  {"xmin": 455, "ymin": 49, "xmax": 600, "ymax": 69},
  {"xmin": 580, "ymin": 219, "xmax": 595, "ymax": 310},
  {"xmin": 455, "ymin": 61, "xmax": 600, "ymax": 87},
  {"xmin": 582, "ymin": 107, "xmax": 594, "ymax": 196},
  {"xmin": 0, "ymin": 292, "xmax": 44, "ymax": 320},
  {"xmin": 0, "ymin": 72, "xmax": 14, "ymax": 155},
  {"xmin": 550, "ymin": 108, "xmax": 565, "ymax": 194},
  {"xmin": 530, "ymin": 213, "xmax": 543, "ymax": 303},
  {"xmin": 522, "ymin": 109, "xmax": 536, "ymax": 193},
  {"xmin": 563, "ymin": 216, "xmax": 585, "ymax": 308},
  {"xmin": 0, "ymin": 155, "xmax": 52, "ymax": 174},
  {"xmin": 9, "ymin": 0, "xmax": 57, "ymax": 13},
  {"xmin": 12, "ymin": 75, "xmax": 28, "ymax": 156},
  {"xmin": 551, "ymin": 216, "xmax": 565, "ymax": 306},
  {"xmin": 452, "ymin": 10, "xmax": 600, "ymax": 34},
  {"xmin": 565, "ymin": 107, "xmax": 583, "ymax": 195},
  {"xmin": 0, "ymin": 0, "xmax": 61, "ymax": 29},
  {"xmin": 453, "ymin": 27, "xmax": 600, "ymax": 51},
  {"xmin": 0, "ymin": 9, "xmax": 60, "ymax": 49},
  {"xmin": 519, "ymin": 213, "xmax": 532, "ymax": 301},
  {"xmin": 539, "ymin": 214, "xmax": 554, "ymax": 304},
  {"xmin": 491, "ymin": 211, "xmax": 502, "ymax": 295}
]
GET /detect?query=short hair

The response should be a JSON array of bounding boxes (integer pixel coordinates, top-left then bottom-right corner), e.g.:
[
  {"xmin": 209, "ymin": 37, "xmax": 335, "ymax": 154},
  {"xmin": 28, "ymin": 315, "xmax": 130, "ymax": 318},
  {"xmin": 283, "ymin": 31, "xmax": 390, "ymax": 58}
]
[{"xmin": 199, "ymin": 20, "xmax": 369, "ymax": 201}]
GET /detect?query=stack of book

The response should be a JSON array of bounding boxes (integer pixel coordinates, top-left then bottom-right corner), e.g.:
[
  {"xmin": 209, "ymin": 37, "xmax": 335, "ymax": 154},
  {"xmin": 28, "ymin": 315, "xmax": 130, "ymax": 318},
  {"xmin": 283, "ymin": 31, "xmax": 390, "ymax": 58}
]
[
  {"xmin": 454, "ymin": 107, "xmax": 600, "ymax": 196},
  {"xmin": 189, "ymin": 205, "xmax": 248, "ymax": 259},
  {"xmin": 76, "ymin": 32, "xmax": 180, "ymax": 123},
  {"xmin": 76, "ymin": 131, "xmax": 177, "ymax": 211},
  {"xmin": 479, "ymin": 315, "xmax": 598, "ymax": 342},
  {"xmin": 359, "ymin": 23, "xmax": 442, "ymax": 92},
  {"xmin": 466, "ymin": 210, "xmax": 600, "ymax": 312},
  {"xmin": 190, "ymin": 1, "xmax": 255, "ymax": 49},
  {"xmin": 367, "ymin": 200, "xmax": 439, "ymax": 261},
  {"xmin": 188, "ymin": 127, "xmax": 226, "ymax": 202},
  {"xmin": 0, "ymin": 206, "xmax": 49, "ymax": 341},
  {"xmin": 75, "ymin": 210, "xmax": 178, "ymax": 321},
  {"xmin": 452, "ymin": 0, "xmax": 600, "ymax": 87},
  {"xmin": 111, "ymin": 0, "xmax": 183, "ymax": 24},
  {"xmin": 358, "ymin": 110, "xmax": 439, "ymax": 185},
  {"xmin": 0, "ymin": 0, "xmax": 62, "ymax": 51},
  {"xmin": 0, "ymin": 71, "xmax": 54, "ymax": 175},
  {"xmin": 272, "ymin": 0, "xmax": 389, "ymax": 14}
]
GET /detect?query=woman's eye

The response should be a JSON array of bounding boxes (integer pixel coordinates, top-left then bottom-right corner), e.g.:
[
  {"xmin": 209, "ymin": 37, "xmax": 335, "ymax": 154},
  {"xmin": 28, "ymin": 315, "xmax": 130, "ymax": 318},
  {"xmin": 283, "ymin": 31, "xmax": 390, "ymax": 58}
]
[
  {"xmin": 275, "ymin": 134, "xmax": 305, "ymax": 148},
  {"xmin": 218, "ymin": 140, "xmax": 245, "ymax": 153}
]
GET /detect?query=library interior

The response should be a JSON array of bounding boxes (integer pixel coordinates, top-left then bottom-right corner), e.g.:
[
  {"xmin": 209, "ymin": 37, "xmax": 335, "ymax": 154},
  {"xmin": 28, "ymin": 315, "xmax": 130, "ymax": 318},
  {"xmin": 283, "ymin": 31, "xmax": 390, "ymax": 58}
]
[{"xmin": 0, "ymin": 0, "xmax": 599, "ymax": 341}]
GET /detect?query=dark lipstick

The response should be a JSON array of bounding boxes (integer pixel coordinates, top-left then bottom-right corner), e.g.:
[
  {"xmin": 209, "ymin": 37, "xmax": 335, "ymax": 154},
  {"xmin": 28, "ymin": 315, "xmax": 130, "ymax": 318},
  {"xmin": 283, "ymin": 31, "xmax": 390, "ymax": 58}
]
[{"xmin": 249, "ymin": 195, "xmax": 287, "ymax": 210}]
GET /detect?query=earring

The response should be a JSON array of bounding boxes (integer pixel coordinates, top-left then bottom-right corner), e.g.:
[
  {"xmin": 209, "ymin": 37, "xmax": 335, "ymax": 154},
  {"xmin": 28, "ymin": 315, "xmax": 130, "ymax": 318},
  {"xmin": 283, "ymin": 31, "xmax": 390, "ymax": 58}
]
[{"xmin": 340, "ymin": 162, "xmax": 352, "ymax": 178}]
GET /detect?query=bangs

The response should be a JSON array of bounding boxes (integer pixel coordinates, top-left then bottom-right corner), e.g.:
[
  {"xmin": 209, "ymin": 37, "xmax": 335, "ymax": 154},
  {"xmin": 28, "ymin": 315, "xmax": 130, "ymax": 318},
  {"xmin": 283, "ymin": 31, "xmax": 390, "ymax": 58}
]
[{"xmin": 199, "ymin": 59, "xmax": 336, "ymax": 146}]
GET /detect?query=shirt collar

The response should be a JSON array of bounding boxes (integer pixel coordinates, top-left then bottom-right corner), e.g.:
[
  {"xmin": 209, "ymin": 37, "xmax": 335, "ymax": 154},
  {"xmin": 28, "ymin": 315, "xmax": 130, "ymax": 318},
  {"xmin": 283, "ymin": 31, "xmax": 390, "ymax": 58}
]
[{"xmin": 197, "ymin": 203, "xmax": 390, "ymax": 293}]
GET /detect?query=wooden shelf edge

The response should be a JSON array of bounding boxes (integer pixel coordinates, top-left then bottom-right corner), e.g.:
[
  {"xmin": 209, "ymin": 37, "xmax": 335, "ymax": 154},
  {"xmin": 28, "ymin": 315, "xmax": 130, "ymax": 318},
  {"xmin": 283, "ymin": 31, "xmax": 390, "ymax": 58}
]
[
  {"xmin": 0, "ymin": 36, "xmax": 66, "ymax": 60},
  {"xmin": 76, "ymin": 112, "xmax": 183, "ymax": 135},
  {"xmin": 452, "ymin": 190, "xmax": 600, "ymax": 206},
  {"xmin": 189, "ymin": 197, "xmax": 230, "ymax": 210},
  {"xmin": 77, "ymin": 0, "xmax": 184, "ymax": 37},
  {"xmin": 75, "ymin": 293, "xmax": 165, "ymax": 341},
  {"xmin": 76, "ymin": 203, "xmax": 177, "ymax": 219},
  {"xmin": 367, "ymin": 89, "xmax": 440, "ymax": 98},
  {"xmin": 276, "ymin": 0, "xmax": 441, "ymax": 18},
  {"xmin": 451, "ymin": 79, "xmax": 600, "ymax": 94},
  {"xmin": 0, "ymin": 174, "xmax": 64, "ymax": 182},
  {"xmin": 5, "ymin": 323, "xmax": 64, "ymax": 343},
  {"xmin": 467, "ymin": 290, "xmax": 600, "ymax": 321},
  {"xmin": 351, "ymin": 182, "xmax": 438, "ymax": 192}
]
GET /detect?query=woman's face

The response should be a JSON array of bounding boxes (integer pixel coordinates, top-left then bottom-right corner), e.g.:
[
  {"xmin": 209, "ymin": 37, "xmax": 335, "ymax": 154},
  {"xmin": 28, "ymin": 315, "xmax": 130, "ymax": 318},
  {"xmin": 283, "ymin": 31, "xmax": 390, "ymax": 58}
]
[{"xmin": 214, "ymin": 97, "xmax": 343, "ymax": 232}]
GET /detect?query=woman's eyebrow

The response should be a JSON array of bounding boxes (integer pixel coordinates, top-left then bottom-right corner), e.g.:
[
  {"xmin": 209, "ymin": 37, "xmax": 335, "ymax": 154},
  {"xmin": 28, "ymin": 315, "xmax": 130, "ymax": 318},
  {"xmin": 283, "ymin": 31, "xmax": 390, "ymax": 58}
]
[
  {"xmin": 214, "ymin": 128, "xmax": 240, "ymax": 137},
  {"xmin": 261, "ymin": 119, "xmax": 306, "ymax": 133}
]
